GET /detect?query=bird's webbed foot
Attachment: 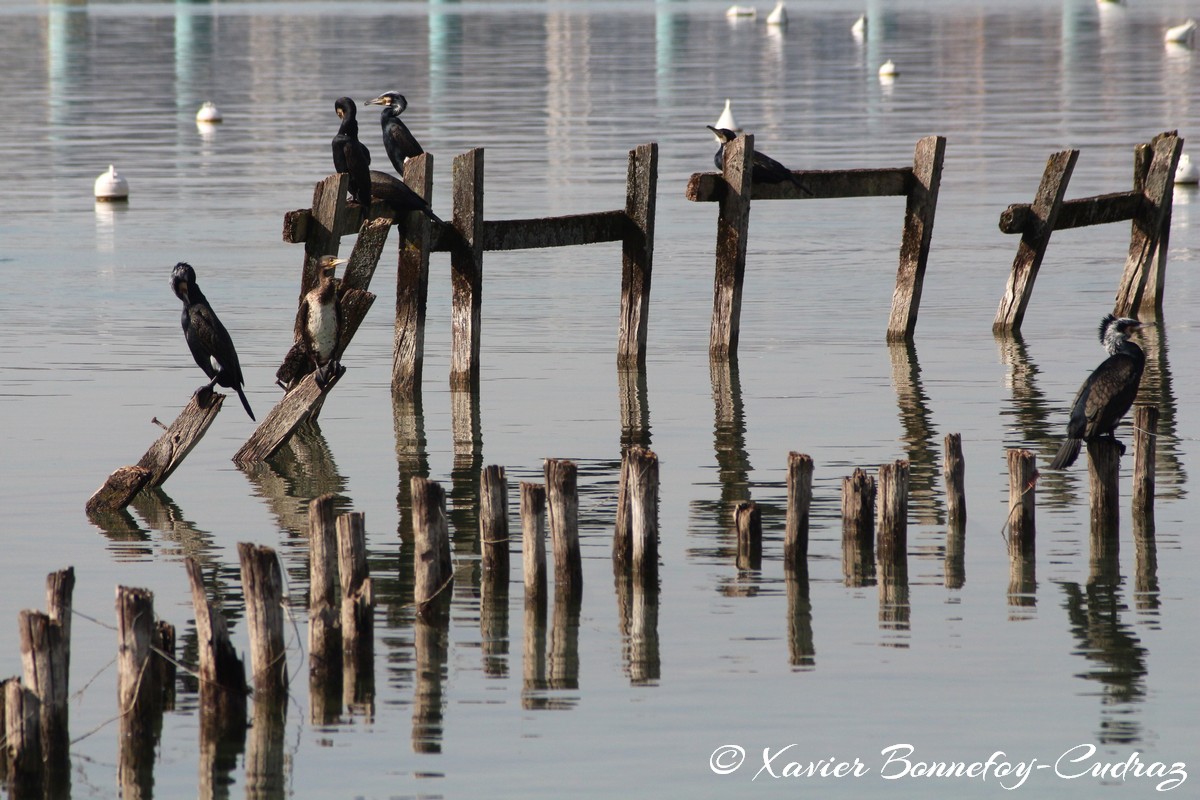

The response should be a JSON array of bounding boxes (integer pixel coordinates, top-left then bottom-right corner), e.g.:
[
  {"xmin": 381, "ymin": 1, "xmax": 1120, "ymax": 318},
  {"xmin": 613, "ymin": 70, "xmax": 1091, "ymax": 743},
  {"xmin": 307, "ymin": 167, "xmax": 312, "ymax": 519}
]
[{"xmin": 315, "ymin": 360, "xmax": 344, "ymax": 390}]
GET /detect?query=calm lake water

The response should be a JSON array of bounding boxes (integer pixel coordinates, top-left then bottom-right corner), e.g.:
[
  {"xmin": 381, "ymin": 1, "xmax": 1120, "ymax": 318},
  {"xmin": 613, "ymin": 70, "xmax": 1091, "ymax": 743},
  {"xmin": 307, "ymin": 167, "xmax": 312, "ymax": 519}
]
[{"xmin": 1, "ymin": 0, "xmax": 1198, "ymax": 796}]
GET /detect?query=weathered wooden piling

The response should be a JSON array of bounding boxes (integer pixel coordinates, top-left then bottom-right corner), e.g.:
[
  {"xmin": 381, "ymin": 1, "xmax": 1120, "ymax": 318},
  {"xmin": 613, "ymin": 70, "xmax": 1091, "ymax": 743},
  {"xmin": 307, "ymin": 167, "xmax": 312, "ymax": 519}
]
[
  {"xmin": 16, "ymin": 610, "xmax": 68, "ymax": 770},
  {"xmin": 450, "ymin": 148, "xmax": 485, "ymax": 392},
  {"xmin": 393, "ymin": 155, "xmax": 435, "ymax": 397},
  {"xmin": 545, "ymin": 459, "xmax": 583, "ymax": 598},
  {"xmin": 841, "ymin": 468, "xmax": 876, "ymax": 585},
  {"xmin": 1132, "ymin": 404, "xmax": 1158, "ymax": 520},
  {"xmin": 626, "ymin": 447, "xmax": 659, "ymax": 585},
  {"xmin": 618, "ymin": 143, "xmax": 659, "ymax": 369},
  {"xmin": 4, "ymin": 679, "xmax": 41, "ymax": 796},
  {"xmin": 877, "ymin": 460, "xmax": 910, "ymax": 565},
  {"xmin": 307, "ymin": 494, "xmax": 341, "ymax": 686},
  {"xmin": 116, "ymin": 585, "xmax": 166, "ymax": 800},
  {"xmin": 1087, "ymin": 438, "xmax": 1122, "ymax": 539},
  {"xmin": 1115, "ymin": 132, "xmax": 1183, "ymax": 317},
  {"xmin": 1006, "ymin": 449, "xmax": 1037, "ymax": 554},
  {"xmin": 233, "ymin": 370, "xmax": 346, "ymax": 464},
  {"xmin": 184, "ymin": 558, "xmax": 248, "ymax": 726},
  {"xmin": 337, "ymin": 512, "xmax": 373, "ymax": 663},
  {"xmin": 733, "ymin": 501, "xmax": 762, "ymax": 571},
  {"xmin": 236, "ymin": 543, "xmax": 288, "ymax": 701},
  {"xmin": 412, "ymin": 477, "xmax": 454, "ymax": 619},
  {"xmin": 707, "ymin": 133, "xmax": 754, "ymax": 359},
  {"xmin": 943, "ymin": 433, "xmax": 966, "ymax": 527},
  {"xmin": 784, "ymin": 452, "xmax": 813, "ymax": 569},
  {"xmin": 521, "ymin": 482, "xmax": 548, "ymax": 602},
  {"xmin": 480, "ymin": 465, "xmax": 510, "ymax": 578}
]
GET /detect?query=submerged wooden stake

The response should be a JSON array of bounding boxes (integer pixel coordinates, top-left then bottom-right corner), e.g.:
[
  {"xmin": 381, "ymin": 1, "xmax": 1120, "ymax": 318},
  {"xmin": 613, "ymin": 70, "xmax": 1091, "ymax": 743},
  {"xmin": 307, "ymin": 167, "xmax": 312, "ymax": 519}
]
[
  {"xmin": 784, "ymin": 452, "xmax": 813, "ymax": 569},
  {"xmin": 1087, "ymin": 438, "xmax": 1122, "ymax": 537},
  {"xmin": 480, "ymin": 466, "xmax": 510, "ymax": 579},
  {"xmin": 545, "ymin": 459, "xmax": 583, "ymax": 597},
  {"xmin": 709, "ymin": 134, "xmax": 755, "ymax": 359},
  {"xmin": 1132, "ymin": 404, "xmax": 1158, "ymax": 519},
  {"xmin": 877, "ymin": 460, "xmax": 909, "ymax": 566},
  {"xmin": 734, "ymin": 501, "xmax": 762, "ymax": 571},
  {"xmin": 618, "ymin": 143, "xmax": 658, "ymax": 368},
  {"xmin": 184, "ymin": 557, "xmax": 248, "ymax": 724},
  {"xmin": 393, "ymin": 154, "xmax": 435, "ymax": 397},
  {"xmin": 412, "ymin": 477, "xmax": 453, "ymax": 615},
  {"xmin": 1006, "ymin": 449, "xmax": 1037, "ymax": 554},
  {"xmin": 450, "ymin": 148, "xmax": 485, "ymax": 392},
  {"xmin": 626, "ymin": 447, "xmax": 659, "ymax": 584},
  {"xmin": 888, "ymin": 135, "xmax": 946, "ymax": 341},
  {"xmin": 841, "ymin": 468, "xmax": 876, "ymax": 585},
  {"xmin": 307, "ymin": 494, "xmax": 340, "ymax": 682},
  {"xmin": 337, "ymin": 512, "xmax": 373, "ymax": 663},
  {"xmin": 4, "ymin": 679, "xmax": 42, "ymax": 794},
  {"xmin": 237, "ymin": 543, "xmax": 288, "ymax": 701},
  {"xmin": 943, "ymin": 433, "xmax": 966, "ymax": 527},
  {"xmin": 521, "ymin": 482, "xmax": 548, "ymax": 603}
]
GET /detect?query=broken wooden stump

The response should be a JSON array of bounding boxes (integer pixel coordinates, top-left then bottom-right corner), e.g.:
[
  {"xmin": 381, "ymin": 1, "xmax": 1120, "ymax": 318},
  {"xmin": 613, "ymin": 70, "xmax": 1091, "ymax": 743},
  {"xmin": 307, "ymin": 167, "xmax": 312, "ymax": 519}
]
[
  {"xmin": 412, "ymin": 477, "xmax": 453, "ymax": 620},
  {"xmin": 185, "ymin": 557, "xmax": 248, "ymax": 746},
  {"xmin": 521, "ymin": 482, "xmax": 548, "ymax": 605},
  {"xmin": 734, "ymin": 501, "xmax": 762, "ymax": 571},
  {"xmin": 237, "ymin": 543, "xmax": 289, "ymax": 704},
  {"xmin": 1006, "ymin": 449, "xmax": 1038, "ymax": 555},
  {"xmin": 784, "ymin": 452, "xmax": 813, "ymax": 570},
  {"xmin": 545, "ymin": 459, "xmax": 583, "ymax": 599}
]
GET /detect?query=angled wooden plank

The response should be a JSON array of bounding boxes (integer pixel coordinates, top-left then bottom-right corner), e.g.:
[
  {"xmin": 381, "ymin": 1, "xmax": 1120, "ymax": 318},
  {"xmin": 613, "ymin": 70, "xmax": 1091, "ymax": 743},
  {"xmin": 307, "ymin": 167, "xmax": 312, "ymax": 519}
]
[
  {"xmin": 233, "ymin": 372, "xmax": 346, "ymax": 465},
  {"xmin": 888, "ymin": 135, "xmax": 946, "ymax": 342}
]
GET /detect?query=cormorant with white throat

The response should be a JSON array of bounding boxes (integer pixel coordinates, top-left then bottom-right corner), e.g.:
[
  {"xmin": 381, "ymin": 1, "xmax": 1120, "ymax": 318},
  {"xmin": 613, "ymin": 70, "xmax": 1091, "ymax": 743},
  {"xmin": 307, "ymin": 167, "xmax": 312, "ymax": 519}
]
[
  {"xmin": 297, "ymin": 255, "xmax": 348, "ymax": 389},
  {"xmin": 1048, "ymin": 314, "xmax": 1148, "ymax": 469},
  {"xmin": 171, "ymin": 262, "xmax": 255, "ymax": 420},
  {"xmin": 367, "ymin": 92, "xmax": 424, "ymax": 173},
  {"xmin": 706, "ymin": 125, "xmax": 811, "ymax": 194}
]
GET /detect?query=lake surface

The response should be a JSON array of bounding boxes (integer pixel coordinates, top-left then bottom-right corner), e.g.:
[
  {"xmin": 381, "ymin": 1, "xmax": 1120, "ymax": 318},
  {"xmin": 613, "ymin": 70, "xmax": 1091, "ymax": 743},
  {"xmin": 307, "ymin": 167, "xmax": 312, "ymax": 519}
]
[{"xmin": 1, "ymin": 0, "xmax": 1198, "ymax": 796}]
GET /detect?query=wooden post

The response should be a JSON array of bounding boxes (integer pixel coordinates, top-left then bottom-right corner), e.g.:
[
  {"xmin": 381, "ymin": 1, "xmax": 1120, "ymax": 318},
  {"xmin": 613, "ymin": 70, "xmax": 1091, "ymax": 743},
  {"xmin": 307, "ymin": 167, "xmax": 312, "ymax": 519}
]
[
  {"xmin": 993, "ymin": 149, "xmax": 1079, "ymax": 333},
  {"xmin": 480, "ymin": 465, "xmax": 510, "ymax": 579},
  {"xmin": 116, "ymin": 585, "xmax": 165, "ymax": 800},
  {"xmin": 337, "ymin": 512, "xmax": 373, "ymax": 666},
  {"xmin": 545, "ymin": 459, "xmax": 583, "ymax": 598},
  {"xmin": 784, "ymin": 452, "xmax": 813, "ymax": 569},
  {"xmin": 16, "ymin": 610, "xmax": 68, "ymax": 771},
  {"xmin": 1115, "ymin": 132, "xmax": 1182, "ymax": 317},
  {"xmin": 412, "ymin": 476, "xmax": 453, "ymax": 617},
  {"xmin": 521, "ymin": 482, "xmax": 548, "ymax": 603},
  {"xmin": 618, "ymin": 142, "xmax": 658, "ymax": 368},
  {"xmin": 307, "ymin": 494, "xmax": 341, "ymax": 686},
  {"xmin": 887, "ymin": 135, "xmax": 946, "ymax": 341},
  {"xmin": 1006, "ymin": 449, "xmax": 1037, "ymax": 554},
  {"xmin": 709, "ymin": 133, "xmax": 755, "ymax": 359},
  {"xmin": 1087, "ymin": 438, "xmax": 1122, "ymax": 538},
  {"xmin": 943, "ymin": 433, "xmax": 966, "ymax": 527},
  {"xmin": 184, "ymin": 558, "xmax": 247, "ymax": 722},
  {"xmin": 450, "ymin": 148, "xmax": 484, "ymax": 391},
  {"xmin": 626, "ymin": 447, "xmax": 659, "ymax": 585},
  {"xmin": 841, "ymin": 469, "xmax": 876, "ymax": 585},
  {"xmin": 4, "ymin": 679, "xmax": 42, "ymax": 796},
  {"xmin": 1132, "ymin": 405, "xmax": 1158, "ymax": 520},
  {"xmin": 877, "ymin": 460, "xmax": 909, "ymax": 564},
  {"xmin": 237, "ymin": 543, "xmax": 288, "ymax": 701},
  {"xmin": 614, "ymin": 453, "xmax": 633, "ymax": 572},
  {"xmin": 393, "ymin": 154, "xmax": 434, "ymax": 397},
  {"xmin": 734, "ymin": 501, "xmax": 762, "ymax": 571},
  {"xmin": 299, "ymin": 173, "xmax": 350, "ymax": 298}
]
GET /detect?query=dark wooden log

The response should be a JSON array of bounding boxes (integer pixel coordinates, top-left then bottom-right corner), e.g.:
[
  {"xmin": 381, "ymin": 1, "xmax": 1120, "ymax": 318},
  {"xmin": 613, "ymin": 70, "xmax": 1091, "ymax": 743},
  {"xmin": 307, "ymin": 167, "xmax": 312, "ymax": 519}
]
[
  {"xmin": 394, "ymin": 154, "xmax": 435, "ymax": 397},
  {"xmin": 734, "ymin": 501, "xmax": 762, "ymax": 571},
  {"xmin": 1087, "ymin": 438, "xmax": 1122, "ymax": 539},
  {"xmin": 887, "ymin": 135, "xmax": 945, "ymax": 341},
  {"xmin": 993, "ymin": 149, "xmax": 1079, "ymax": 333},
  {"xmin": 943, "ymin": 433, "xmax": 966, "ymax": 527},
  {"xmin": 685, "ymin": 167, "xmax": 912, "ymax": 202},
  {"xmin": 521, "ymin": 482, "xmax": 548, "ymax": 603},
  {"xmin": 998, "ymin": 191, "xmax": 1141, "ymax": 234},
  {"xmin": 709, "ymin": 133, "xmax": 755, "ymax": 359},
  {"xmin": 545, "ymin": 459, "xmax": 583, "ymax": 598},
  {"xmin": 483, "ymin": 212, "xmax": 627, "ymax": 250},
  {"xmin": 876, "ymin": 460, "xmax": 909, "ymax": 565},
  {"xmin": 236, "ymin": 543, "xmax": 288, "ymax": 702},
  {"xmin": 86, "ymin": 464, "xmax": 151, "ymax": 516},
  {"xmin": 412, "ymin": 477, "xmax": 453, "ymax": 616},
  {"xmin": 626, "ymin": 447, "xmax": 659, "ymax": 585},
  {"xmin": 1115, "ymin": 131, "xmax": 1182, "ymax": 317},
  {"xmin": 450, "ymin": 148, "xmax": 484, "ymax": 391},
  {"xmin": 784, "ymin": 452, "xmax": 813, "ymax": 569},
  {"xmin": 1132, "ymin": 404, "xmax": 1158, "ymax": 520},
  {"xmin": 841, "ymin": 468, "xmax": 876, "ymax": 586},
  {"xmin": 619, "ymin": 143, "xmax": 658, "ymax": 369},
  {"xmin": 1006, "ymin": 449, "xmax": 1037, "ymax": 555},
  {"xmin": 233, "ymin": 370, "xmax": 346, "ymax": 464}
]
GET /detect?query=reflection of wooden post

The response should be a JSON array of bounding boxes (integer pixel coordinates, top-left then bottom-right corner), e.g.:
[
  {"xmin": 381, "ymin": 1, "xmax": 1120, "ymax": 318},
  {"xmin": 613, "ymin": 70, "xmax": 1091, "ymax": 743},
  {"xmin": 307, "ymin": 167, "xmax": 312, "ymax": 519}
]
[
  {"xmin": 784, "ymin": 452, "xmax": 813, "ymax": 570},
  {"xmin": 521, "ymin": 482, "xmax": 547, "ymax": 603},
  {"xmin": 1006, "ymin": 449, "xmax": 1037, "ymax": 554},
  {"xmin": 734, "ymin": 501, "xmax": 761, "ymax": 571},
  {"xmin": 709, "ymin": 134, "xmax": 755, "ymax": 359},
  {"xmin": 993, "ymin": 150, "xmax": 1078, "ymax": 332},
  {"xmin": 1132, "ymin": 405, "xmax": 1158, "ymax": 520},
  {"xmin": 545, "ymin": 459, "xmax": 583, "ymax": 598},
  {"xmin": 943, "ymin": 433, "xmax": 966, "ymax": 527},
  {"xmin": 888, "ymin": 136, "xmax": 946, "ymax": 341},
  {"xmin": 393, "ymin": 154, "xmax": 434, "ymax": 396},
  {"xmin": 451, "ymin": 148, "xmax": 484, "ymax": 391},
  {"xmin": 237, "ymin": 544, "xmax": 288, "ymax": 702},
  {"xmin": 619, "ymin": 143, "xmax": 658, "ymax": 368}
]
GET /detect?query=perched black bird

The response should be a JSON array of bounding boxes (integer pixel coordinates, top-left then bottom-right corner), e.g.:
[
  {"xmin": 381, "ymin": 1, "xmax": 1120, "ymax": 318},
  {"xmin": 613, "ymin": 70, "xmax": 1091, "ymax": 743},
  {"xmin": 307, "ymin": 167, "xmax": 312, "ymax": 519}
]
[
  {"xmin": 366, "ymin": 92, "xmax": 424, "ymax": 173},
  {"xmin": 706, "ymin": 125, "xmax": 811, "ymax": 194},
  {"xmin": 296, "ymin": 255, "xmax": 348, "ymax": 389},
  {"xmin": 171, "ymin": 262, "xmax": 255, "ymax": 420},
  {"xmin": 1048, "ymin": 314, "xmax": 1148, "ymax": 469},
  {"xmin": 332, "ymin": 97, "xmax": 373, "ymax": 214},
  {"xmin": 369, "ymin": 170, "xmax": 442, "ymax": 224}
]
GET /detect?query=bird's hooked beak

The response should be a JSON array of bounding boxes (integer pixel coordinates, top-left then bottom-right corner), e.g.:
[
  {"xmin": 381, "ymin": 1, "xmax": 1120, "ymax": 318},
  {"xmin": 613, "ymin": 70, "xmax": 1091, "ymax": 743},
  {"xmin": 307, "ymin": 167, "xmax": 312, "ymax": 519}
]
[
  {"xmin": 322, "ymin": 257, "xmax": 348, "ymax": 277},
  {"xmin": 706, "ymin": 125, "xmax": 734, "ymax": 143},
  {"xmin": 366, "ymin": 96, "xmax": 386, "ymax": 106}
]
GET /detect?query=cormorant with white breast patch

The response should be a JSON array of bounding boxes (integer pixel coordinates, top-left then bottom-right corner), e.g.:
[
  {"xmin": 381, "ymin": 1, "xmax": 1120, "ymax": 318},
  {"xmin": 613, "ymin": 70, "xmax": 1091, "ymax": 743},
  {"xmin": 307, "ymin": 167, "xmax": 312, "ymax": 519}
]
[
  {"xmin": 706, "ymin": 125, "xmax": 811, "ymax": 195},
  {"xmin": 366, "ymin": 92, "xmax": 424, "ymax": 173},
  {"xmin": 296, "ymin": 255, "xmax": 348, "ymax": 389},
  {"xmin": 332, "ymin": 97, "xmax": 373, "ymax": 214},
  {"xmin": 171, "ymin": 262, "xmax": 255, "ymax": 420},
  {"xmin": 1048, "ymin": 314, "xmax": 1148, "ymax": 469}
]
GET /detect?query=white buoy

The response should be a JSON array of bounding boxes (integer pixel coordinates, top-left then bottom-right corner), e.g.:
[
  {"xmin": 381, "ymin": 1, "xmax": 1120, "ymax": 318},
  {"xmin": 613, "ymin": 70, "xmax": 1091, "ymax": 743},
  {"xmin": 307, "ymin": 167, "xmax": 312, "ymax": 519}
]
[
  {"xmin": 1164, "ymin": 19, "xmax": 1197, "ymax": 44},
  {"xmin": 766, "ymin": 1, "xmax": 787, "ymax": 25},
  {"xmin": 94, "ymin": 165, "xmax": 129, "ymax": 202},
  {"xmin": 878, "ymin": 59, "xmax": 898, "ymax": 78},
  {"xmin": 1176, "ymin": 153, "xmax": 1200, "ymax": 185},
  {"xmin": 713, "ymin": 99, "xmax": 740, "ymax": 139},
  {"xmin": 851, "ymin": 15, "xmax": 867, "ymax": 37},
  {"xmin": 195, "ymin": 101, "xmax": 223, "ymax": 123},
  {"xmin": 726, "ymin": 5, "xmax": 756, "ymax": 18}
]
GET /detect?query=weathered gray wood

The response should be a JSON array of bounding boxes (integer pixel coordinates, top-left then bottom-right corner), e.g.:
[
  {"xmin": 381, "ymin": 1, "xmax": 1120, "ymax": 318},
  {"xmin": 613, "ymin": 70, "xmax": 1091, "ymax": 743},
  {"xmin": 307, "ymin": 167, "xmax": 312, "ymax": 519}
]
[
  {"xmin": 943, "ymin": 433, "xmax": 966, "ymax": 527},
  {"xmin": 627, "ymin": 447, "xmax": 659, "ymax": 585},
  {"xmin": 733, "ymin": 500, "xmax": 761, "ymax": 571},
  {"xmin": 876, "ymin": 460, "xmax": 910, "ymax": 564},
  {"xmin": 614, "ymin": 452, "xmax": 633, "ymax": 572},
  {"xmin": 394, "ymin": 154, "xmax": 435, "ymax": 397},
  {"xmin": 709, "ymin": 134, "xmax": 755, "ymax": 359},
  {"xmin": 184, "ymin": 558, "xmax": 247, "ymax": 736},
  {"xmin": 686, "ymin": 167, "xmax": 912, "ymax": 202},
  {"xmin": 999, "ymin": 191, "xmax": 1141, "ymax": 233},
  {"xmin": 480, "ymin": 465, "xmax": 510, "ymax": 578},
  {"xmin": 841, "ymin": 468, "xmax": 875, "ymax": 586},
  {"xmin": 521, "ymin": 482, "xmax": 547, "ymax": 603},
  {"xmin": 237, "ymin": 543, "xmax": 288, "ymax": 701},
  {"xmin": 888, "ymin": 135, "xmax": 945, "ymax": 341},
  {"xmin": 1006, "ymin": 449, "xmax": 1037, "ymax": 554},
  {"xmin": 451, "ymin": 148, "xmax": 485, "ymax": 392},
  {"xmin": 619, "ymin": 143, "xmax": 658, "ymax": 369},
  {"xmin": 412, "ymin": 477, "xmax": 453, "ymax": 613},
  {"xmin": 483, "ymin": 212, "xmax": 627, "ymax": 250},
  {"xmin": 45, "ymin": 568, "xmax": 73, "ymax": 689},
  {"xmin": 1132, "ymin": 404, "xmax": 1158, "ymax": 520},
  {"xmin": 1115, "ymin": 131, "xmax": 1182, "ymax": 316},
  {"xmin": 86, "ymin": 464, "xmax": 152, "ymax": 516},
  {"xmin": 336, "ymin": 512, "xmax": 373, "ymax": 665},
  {"xmin": 785, "ymin": 452, "xmax": 814, "ymax": 569},
  {"xmin": 545, "ymin": 459, "xmax": 583, "ymax": 598},
  {"xmin": 17, "ymin": 609, "xmax": 68, "ymax": 773},
  {"xmin": 115, "ymin": 586, "xmax": 159, "ymax": 716},
  {"xmin": 307, "ymin": 494, "xmax": 340, "ymax": 683},
  {"xmin": 4, "ymin": 679, "xmax": 42, "ymax": 794},
  {"xmin": 137, "ymin": 391, "xmax": 226, "ymax": 486},
  {"xmin": 299, "ymin": 173, "xmax": 350, "ymax": 298},
  {"xmin": 993, "ymin": 149, "xmax": 1079, "ymax": 333},
  {"xmin": 342, "ymin": 216, "xmax": 393, "ymax": 292},
  {"xmin": 1087, "ymin": 438, "xmax": 1122, "ymax": 538},
  {"xmin": 233, "ymin": 370, "xmax": 345, "ymax": 464}
]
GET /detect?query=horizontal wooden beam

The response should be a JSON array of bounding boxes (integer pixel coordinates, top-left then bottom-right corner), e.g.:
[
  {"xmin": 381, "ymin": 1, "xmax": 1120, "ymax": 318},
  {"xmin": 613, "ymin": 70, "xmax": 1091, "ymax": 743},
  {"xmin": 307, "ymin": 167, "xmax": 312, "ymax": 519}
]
[
  {"xmin": 686, "ymin": 168, "xmax": 912, "ymax": 203},
  {"xmin": 482, "ymin": 211, "xmax": 629, "ymax": 251},
  {"xmin": 998, "ymin": 191, "xmax": 1142, "ymax": 234}
]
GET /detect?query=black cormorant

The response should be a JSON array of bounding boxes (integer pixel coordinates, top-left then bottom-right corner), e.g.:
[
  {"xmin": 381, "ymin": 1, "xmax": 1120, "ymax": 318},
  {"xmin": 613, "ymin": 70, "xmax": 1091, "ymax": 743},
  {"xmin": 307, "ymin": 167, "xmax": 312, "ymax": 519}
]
[
  {"xmin": 369, "ymin": 170, "xmax": 442, "ymax": 223},
  {"xmin": 1048, "ymin": 314, "xmax": 1148, "ymax": 469},
  {"xmin": 706, "ymin": 125, "xmax": 812, "ymax": 195},
  {"xmin": 171, "ymin": 262, "xmax": 255, "ymax": 420},
  {"xmin": 366, "ymin": 92, "xmax": 424, "ymax": 173},
  {"xmin": 296, "ymin": 255, "xmax": 348, "ymax": 389},
  {"xmin": 332, "ymin": 97, "xmax": 373, "ymax": 214}
]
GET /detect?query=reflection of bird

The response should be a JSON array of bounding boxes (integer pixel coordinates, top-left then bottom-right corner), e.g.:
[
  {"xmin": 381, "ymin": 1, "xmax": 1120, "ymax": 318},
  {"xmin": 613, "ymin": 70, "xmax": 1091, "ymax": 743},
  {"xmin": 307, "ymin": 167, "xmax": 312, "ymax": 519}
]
[
  {"xmin": 1164, "ymin": 19, "xmax": 1197, "ymax": 44},
  {"xmin": 1049, "ymin": 315, "xmax": 1147, "ymax": 469},
  {"xmin": 707, "ymin": 126, "xmax": 811, "ymax": 194},
  {"xmin": 332, "ymin": 97, "xmax": 372, "ymax": 213},
  {"xmin": 171, "ymin": 262, "xmax": 255, "ymax": 420},
  {"xmin": 296, "ymin": 255, "xmax": 348, "ymax": 388},
  {"xmin": 366, "ymin": 92, "xmax": 424, "ymax": 173}
]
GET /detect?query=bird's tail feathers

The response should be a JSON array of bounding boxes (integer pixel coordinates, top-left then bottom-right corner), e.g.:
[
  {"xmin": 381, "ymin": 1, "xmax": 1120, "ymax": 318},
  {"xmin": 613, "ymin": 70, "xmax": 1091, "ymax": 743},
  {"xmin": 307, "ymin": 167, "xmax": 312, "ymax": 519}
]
[
  {"xmin": 236, "ymin": 386, "xmax": 256, "ymax": 421},
  {"xmin": 1049, "ymin": 438, "xmax": 1081, "ymax": 470}
]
